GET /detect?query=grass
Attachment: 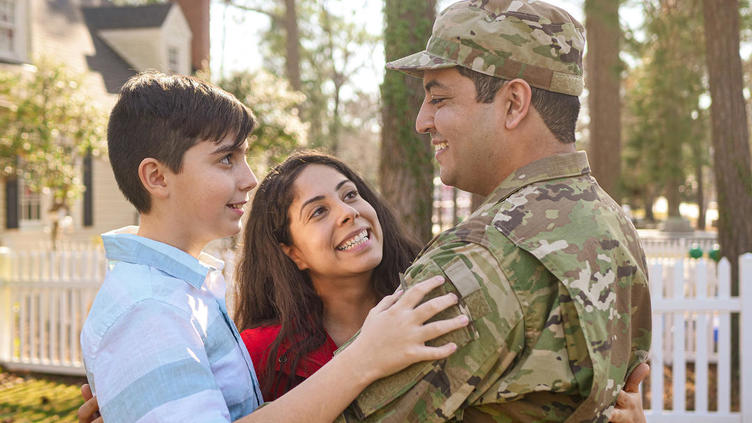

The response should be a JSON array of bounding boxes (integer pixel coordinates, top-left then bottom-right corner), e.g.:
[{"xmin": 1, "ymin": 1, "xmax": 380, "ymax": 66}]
[{"xmin": 0, "ymin": 369, "xmax": 86, "ymax": 423}]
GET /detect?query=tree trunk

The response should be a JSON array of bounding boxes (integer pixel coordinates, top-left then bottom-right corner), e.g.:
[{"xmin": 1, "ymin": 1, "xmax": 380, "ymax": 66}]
[
  {"xmin": 585, "ymin": 0, "xmax": 622, "ymax": 200},
  {"xmin": 380, "ymin": 0, "xmax": 436, "ymax": 243},
  {"xmin": 643, "ymin": 193, "xmax": 655, "ymax": 222},
  {"xmin": 703, "ymin": 0, "xmax": 752, "ymax": 397},
  {"xmin": 284, "ymin": 0, "xmax": 301, "ymax": 91},
  {"xmin": 665, "ymin": 182, "xmax": 681, "ymax": 218},
  {"xmin": 703, "ymin": 0, "xmax": 752, "ymax": 290},
  {"xmin": 696, "ymin": 158, "xmax": 706, "ymax": 230}
]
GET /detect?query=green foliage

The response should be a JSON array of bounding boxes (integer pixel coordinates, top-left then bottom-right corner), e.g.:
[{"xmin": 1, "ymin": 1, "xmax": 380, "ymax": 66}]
[
  {"xmin": 621, "ymin": 0, "xmax": 709, "ymax": 215},
  {"xmin": 206, "ymin": 69, "xmax": 309, "ymax": 172},
  {"xmin": 256, "ymin": 0, "xmax": 379, "ymax": 152},
  {"xmin": 0, "ymin": 58, "xmax": 106, "ymax": 207},
  {"xmin": 0, "ymin": 375, "xmax": 86, "ymax": 422}
]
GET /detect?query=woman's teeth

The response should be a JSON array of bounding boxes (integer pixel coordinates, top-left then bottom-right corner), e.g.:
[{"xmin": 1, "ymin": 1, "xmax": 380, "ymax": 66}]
[
  {"xmin": 337, "ymin": 230, "xmax": 369, "ymax": 251},
  {"xmin": 227, "ymin": 203, "xmax": 243, "ymax": 209}
]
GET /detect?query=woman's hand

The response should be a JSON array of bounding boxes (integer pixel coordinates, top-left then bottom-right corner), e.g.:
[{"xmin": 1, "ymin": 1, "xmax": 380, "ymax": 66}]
[
  {"xmin": 347, "ymin": 275, "xmax": 469, "ymax": 381},
  {"xmin": 77, "ymin": 384, "xmax": 102, "ymax": 423},
  {"xmin": 609, "ymin": 362, "xmax": 650, "ymax": 423}
]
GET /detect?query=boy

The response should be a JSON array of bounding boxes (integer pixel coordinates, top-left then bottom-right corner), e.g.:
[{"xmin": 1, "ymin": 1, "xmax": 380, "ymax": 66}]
[{"xmin": 80, "ymin": 72, "xmax": 262, "ymax": 422}]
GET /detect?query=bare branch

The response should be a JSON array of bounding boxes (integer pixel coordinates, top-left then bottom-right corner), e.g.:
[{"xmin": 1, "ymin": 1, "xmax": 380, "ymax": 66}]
[{"xmin": 223, "ymin": 0, "xmax": 283, "ymax": 23}]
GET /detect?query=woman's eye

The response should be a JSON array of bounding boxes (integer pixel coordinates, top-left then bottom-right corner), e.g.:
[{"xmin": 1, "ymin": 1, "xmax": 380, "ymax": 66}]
[
  {"xmin": 311, "ymin": 206, "xmax": 326, "ymax": 218},
  {"xmin": 344, "ymin": 190, "xmax": 359, "ymax": 200}
]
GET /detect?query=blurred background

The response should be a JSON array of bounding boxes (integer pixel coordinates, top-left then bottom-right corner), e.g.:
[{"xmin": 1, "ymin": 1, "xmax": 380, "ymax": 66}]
[{"xmin": 0, "ymin": 0, "xmax": 751, "ymax": 421}]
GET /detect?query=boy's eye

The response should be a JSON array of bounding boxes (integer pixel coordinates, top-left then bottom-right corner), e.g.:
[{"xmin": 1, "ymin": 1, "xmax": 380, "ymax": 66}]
[
  {"xmin": 220, "ymin": 154, "xmax": 232, "ymax": 165},
  {"xmin": 429, "ymin": 96, "xmax": 445, "ymax": 105}
]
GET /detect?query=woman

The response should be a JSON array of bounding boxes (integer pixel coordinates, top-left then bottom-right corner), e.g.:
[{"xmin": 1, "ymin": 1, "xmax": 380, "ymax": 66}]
[{"xmin": 235, "ymin": 152, "xmax": 421, "ymax": 399}]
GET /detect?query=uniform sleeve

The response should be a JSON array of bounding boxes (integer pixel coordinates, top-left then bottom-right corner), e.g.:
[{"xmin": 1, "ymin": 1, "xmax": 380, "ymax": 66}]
[
  {"xmin": 340, "ymin": 242, "xmax": 526, "ymax": 422},
  {"xmin": 89, "ymin": 300, "xmax": 232, "ymax": 423}
]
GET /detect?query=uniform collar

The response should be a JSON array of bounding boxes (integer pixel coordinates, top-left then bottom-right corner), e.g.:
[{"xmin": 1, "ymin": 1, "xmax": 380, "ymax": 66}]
[
  {"xmin": 101, "ymin": 226, "xmax": 223, "ymax": 289},
  {"xmin": 483, "ymin": 151, "xmax": 590, "ymax": 206}
]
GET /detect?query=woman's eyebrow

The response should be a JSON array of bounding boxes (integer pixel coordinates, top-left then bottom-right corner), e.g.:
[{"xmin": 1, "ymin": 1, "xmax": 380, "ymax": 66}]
[{"xmin": 336, "ymin": 179, "xmax": 351, "ymax": 190}]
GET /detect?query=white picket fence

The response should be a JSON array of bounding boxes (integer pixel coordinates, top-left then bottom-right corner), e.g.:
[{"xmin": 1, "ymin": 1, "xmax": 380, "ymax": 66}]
[
  {"xmin": 640, "ymin": 236, "xmax": 718, "ymax": 259},
  {"xmin": 1, "ymin": 242, "xmax": 752, "ymax": 422},
  {"xmin": 645, "ymin": 254, "xmax": 752, "ymax": 422},
  {"xmin": 0, "ymin": 246, "xmax": 106, "ymax": 375}
]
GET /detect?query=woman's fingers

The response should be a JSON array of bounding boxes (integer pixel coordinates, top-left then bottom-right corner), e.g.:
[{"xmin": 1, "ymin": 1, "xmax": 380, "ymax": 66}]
[
  {"xmin": 371, "ymin": 288, "xmax": 404, "ymax": 312},
  {"xmin": 396, "ymin": 275, "xmax": 445, "ymax": 309},
  {"xmin": 412, "ymin": 292, "xmax": 459, "ymax": 323},
  {"xmin": 420, "ymin": 314, "xmax": 469, "ymax": 340},
  {"xmin": 413, "ymin": 342, "xmax": 458, "ymax": 361}
]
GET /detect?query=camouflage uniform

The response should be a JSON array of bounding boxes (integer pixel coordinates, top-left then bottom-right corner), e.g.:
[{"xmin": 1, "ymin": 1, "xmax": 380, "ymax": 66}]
[
  {"xmin": 334, "ymin": 1, "xmax": 651, "ymax": 421},
  {"xmin": 338, "ymin": 152, "xmax": 651, "ymax": 423}
]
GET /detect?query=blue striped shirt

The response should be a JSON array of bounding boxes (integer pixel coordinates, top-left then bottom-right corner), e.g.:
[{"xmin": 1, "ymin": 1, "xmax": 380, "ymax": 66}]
[{"xmin": 81, "ymin": 227, "xmax": 263, "ymax": 422}]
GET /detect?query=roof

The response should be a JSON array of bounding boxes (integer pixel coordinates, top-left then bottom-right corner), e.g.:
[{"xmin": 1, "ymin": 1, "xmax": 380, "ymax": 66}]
[{"xmin": 81, "ymin": 3, "xmax": 173, "ymax": 30}]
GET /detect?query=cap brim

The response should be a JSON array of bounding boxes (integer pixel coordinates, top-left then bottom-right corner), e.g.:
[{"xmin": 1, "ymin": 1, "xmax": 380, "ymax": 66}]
[{"xmin": 385, "ymin": 51, "xmax": 457, "ymax": 78}]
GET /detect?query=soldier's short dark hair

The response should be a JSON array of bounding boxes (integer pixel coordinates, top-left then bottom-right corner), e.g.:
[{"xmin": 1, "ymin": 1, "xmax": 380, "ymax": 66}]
[
  {"xmin": 457, "ymin": 66, "xmax": 579, "ymax": 144},
  {"xmin": 108, "ymin": 71, "xmax": 255, "ymax": 213}
]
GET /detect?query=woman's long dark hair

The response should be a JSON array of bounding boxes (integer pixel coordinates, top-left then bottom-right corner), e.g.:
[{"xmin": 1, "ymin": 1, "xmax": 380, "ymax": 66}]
[{"xmin": 234, "ymin": 152, "xmax": 422, "ymax": 397}]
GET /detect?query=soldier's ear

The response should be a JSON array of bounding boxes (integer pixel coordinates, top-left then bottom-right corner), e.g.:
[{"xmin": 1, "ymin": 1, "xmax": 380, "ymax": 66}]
[{"xmin": 501, "ymin": 78, "xmax": 531, "ymax": 130}]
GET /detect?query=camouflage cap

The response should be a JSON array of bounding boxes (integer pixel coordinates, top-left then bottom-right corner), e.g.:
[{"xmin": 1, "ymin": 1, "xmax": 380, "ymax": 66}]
[{"xmin": 386, "ymin": 0, "xmax": 585, "ymax": 96}]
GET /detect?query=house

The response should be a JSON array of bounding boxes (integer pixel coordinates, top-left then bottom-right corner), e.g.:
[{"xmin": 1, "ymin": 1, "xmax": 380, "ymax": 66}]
[{"xmin": 0, "ymin": 0, "xmax": 210, "ymax": 249}]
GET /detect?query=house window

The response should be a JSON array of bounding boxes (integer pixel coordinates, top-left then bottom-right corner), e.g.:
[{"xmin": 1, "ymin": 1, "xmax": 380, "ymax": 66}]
[
  {"xmin": 0, "ymin": 1, "xmax": 14, "ymax": 53},
  {"xmin": 19, "ymin": 178, "xmax": 41, "ymax": 224},
  {"xmin": 167, "ymin": 46, "xmax": 179, "ymax": 74},
  {"xmin": 0, "ymin": 0, "xmax": 26, "ymax": 62}
]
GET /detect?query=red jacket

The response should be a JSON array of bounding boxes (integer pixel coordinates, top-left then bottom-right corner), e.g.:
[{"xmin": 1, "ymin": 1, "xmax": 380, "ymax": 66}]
[{"xmin": 241, "ymin": 325, "xmax": 338, "ymax": 400}]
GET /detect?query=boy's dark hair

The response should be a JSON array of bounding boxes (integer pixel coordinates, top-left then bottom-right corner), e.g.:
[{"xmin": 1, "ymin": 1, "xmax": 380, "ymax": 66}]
[
  {"xmin": 456, "ymin": 66, "xmax": 580, "ymax": 144},
  {"xmin": 108, "ymin": 71, "xmax": 255, "ymax": 213}
]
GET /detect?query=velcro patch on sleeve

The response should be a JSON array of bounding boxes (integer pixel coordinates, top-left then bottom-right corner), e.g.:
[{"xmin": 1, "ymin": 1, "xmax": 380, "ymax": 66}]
[{"xmin": 440, "ymin": 256, "xmax": 491, "ymax": 323}]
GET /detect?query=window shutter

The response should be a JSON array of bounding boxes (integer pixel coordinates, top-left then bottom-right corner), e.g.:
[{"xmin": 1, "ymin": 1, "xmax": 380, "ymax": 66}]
[
  {"xmin": 5, "ymin": 178, "xmax": 18, "ymax": 229},
  {"xmin": 83, "ymin": 151, "xmax": 93, "ymax": 227}
]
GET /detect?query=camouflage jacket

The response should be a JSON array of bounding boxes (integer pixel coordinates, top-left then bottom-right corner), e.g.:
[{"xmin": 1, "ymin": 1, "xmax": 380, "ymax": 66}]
[{"xmin": 338, "ymin": 151, "xmax": 651, "ymax": 422}]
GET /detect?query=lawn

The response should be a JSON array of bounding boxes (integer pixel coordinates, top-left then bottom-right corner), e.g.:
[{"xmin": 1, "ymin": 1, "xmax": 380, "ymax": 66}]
[{"xmin": 0, "ymin": 368, "xmax": 86, "ymax": 423}]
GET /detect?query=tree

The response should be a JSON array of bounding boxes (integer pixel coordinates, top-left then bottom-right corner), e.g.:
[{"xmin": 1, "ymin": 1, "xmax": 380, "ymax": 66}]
[
  {"xmin": 621, "ymin": 0, "xmax": 708, "ymax": 223},
  {"xmin": 208, "ymin": 69, "xmax": 309, "ymax": 172},
  {"xmin": 224, "ymin": 0, "xmax": 302, "ymax": 91},
  {"xmin": 380, "ymin": 0, "xmax": 436, "ymax": 243},
  {"xmin": 229, "ymin": 0, "xmax": 378, "ymax": 154},
  {"xmin": 702, "ymin": 0, "xmax": 752, "ymax": 286},
  {"xmin": 0, "ymin": 59, "xmax": 106, "ymax": 243},
  {"xmin": 585, "ymin": 0, "xmax": 622, "ymax": 199}
]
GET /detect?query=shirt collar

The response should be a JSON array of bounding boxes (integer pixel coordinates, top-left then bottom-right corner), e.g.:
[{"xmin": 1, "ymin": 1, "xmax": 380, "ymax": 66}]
[
  {"xmin": 101, "ymin": 226, "xmax": 223, "ymax": 289},
  {"xmin": 484, "ymin": 151, "xmax": 591, "ymax": 206}
]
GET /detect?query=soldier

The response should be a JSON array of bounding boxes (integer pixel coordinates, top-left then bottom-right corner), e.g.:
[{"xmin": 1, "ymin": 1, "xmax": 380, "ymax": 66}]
[{"xmin": 337, "ymin": 0, "xmax": 651, "ymax": 421}]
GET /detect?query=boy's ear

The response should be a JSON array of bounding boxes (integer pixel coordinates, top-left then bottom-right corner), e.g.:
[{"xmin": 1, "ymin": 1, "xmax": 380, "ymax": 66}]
[
  {"xmin": 280, "ymin": 243, "xmax": 309, "ymax": 271},
  {"xmin": 501, "ymin": 78, "xmax": 532, "ymax": 130},
  {"xmin": 138, "ymin": 158, "xmax": 170, "ymax": 200}
]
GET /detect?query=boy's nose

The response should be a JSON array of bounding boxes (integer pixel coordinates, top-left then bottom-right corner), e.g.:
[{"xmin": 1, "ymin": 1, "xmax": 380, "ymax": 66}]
[{"xmin": 239, "ymin": 162, "xmax": 258, "ymax": 192}]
